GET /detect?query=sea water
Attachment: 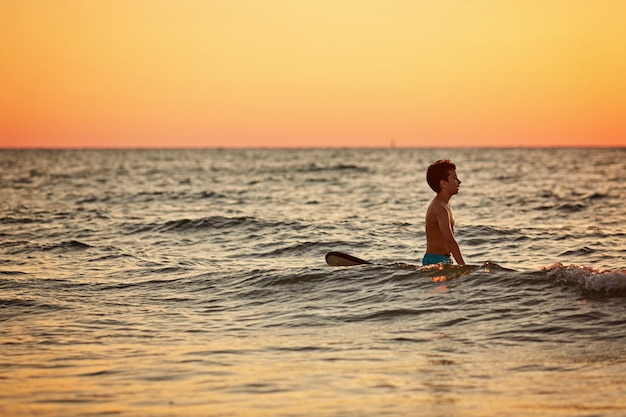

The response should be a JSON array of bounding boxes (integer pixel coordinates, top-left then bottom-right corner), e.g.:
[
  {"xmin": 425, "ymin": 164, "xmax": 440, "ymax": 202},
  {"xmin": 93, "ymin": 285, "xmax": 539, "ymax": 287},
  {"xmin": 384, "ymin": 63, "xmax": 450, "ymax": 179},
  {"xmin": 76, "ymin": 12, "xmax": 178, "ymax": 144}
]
[{"xmin": 1, "ymin": 148, "xmax": 625, "ymax": 416}]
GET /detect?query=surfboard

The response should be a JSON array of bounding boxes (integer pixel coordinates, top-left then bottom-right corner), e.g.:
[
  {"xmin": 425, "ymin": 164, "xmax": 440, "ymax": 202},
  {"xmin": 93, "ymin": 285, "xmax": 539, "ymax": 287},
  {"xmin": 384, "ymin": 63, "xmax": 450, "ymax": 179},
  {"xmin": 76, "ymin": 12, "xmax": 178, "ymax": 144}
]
[{"xmin": 325, "ymin": 251, "xmax": 371, "ymax": 266}]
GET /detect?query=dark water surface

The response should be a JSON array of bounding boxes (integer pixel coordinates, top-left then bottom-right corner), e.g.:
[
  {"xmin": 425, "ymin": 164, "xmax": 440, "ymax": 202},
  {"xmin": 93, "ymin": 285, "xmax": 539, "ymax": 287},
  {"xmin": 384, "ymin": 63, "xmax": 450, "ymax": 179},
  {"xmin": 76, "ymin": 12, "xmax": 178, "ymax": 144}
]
[{"xmin": 1, "ymin": 148, "xmax": 625, "ymax": 416}]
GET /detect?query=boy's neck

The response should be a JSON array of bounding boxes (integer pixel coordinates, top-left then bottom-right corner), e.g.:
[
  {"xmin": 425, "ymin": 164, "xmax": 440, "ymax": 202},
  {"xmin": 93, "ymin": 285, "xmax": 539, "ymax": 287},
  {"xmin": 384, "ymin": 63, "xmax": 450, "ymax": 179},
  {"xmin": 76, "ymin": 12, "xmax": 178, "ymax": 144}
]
[{"xmin": 435, "ymin": 192, "xmax": 452, "ymax": 204}]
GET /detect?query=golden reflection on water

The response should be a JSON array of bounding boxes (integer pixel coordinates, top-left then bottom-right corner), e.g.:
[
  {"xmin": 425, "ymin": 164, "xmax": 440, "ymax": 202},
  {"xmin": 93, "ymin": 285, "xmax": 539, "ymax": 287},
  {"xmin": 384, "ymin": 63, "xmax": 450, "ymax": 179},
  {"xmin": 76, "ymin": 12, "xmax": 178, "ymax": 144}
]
[{"xmin": 2, "ymin": 327, "xmax": 624, "ymax": 417}]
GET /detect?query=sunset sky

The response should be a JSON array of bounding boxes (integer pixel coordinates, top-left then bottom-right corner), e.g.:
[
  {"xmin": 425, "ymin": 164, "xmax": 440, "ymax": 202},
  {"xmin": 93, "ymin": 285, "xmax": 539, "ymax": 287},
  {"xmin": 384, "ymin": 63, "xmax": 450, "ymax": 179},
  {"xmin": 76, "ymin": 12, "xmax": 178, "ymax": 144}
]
[{"xmin": 1, "ymin": 0, "xmax": 625, "ymax": 148}]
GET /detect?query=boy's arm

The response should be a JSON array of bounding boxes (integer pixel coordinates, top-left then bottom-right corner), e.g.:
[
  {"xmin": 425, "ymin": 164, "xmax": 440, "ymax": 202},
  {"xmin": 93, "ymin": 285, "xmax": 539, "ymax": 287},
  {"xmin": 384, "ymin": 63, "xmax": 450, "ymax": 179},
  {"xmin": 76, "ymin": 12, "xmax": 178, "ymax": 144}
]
[{"xmin": 435, "ymin": 207, "xmax": 466, "ymax": 266}]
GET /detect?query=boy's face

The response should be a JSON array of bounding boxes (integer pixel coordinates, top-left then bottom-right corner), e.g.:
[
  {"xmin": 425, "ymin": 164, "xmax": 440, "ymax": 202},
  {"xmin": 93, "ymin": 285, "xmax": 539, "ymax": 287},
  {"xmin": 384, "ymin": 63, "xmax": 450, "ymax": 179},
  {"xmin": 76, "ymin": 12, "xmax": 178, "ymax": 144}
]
[{"xmin": 441, "ymin": 169, "xmax": 461, "ymax": 195}]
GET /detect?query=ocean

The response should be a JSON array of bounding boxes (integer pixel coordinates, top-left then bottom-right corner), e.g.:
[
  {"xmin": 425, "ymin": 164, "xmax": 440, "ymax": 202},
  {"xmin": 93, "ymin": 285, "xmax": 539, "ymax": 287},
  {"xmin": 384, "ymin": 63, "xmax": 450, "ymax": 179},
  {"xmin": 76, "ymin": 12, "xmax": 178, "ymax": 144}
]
[{"xmin": 1, "ymin": 148, "xmax": 625, "ymax": 416}]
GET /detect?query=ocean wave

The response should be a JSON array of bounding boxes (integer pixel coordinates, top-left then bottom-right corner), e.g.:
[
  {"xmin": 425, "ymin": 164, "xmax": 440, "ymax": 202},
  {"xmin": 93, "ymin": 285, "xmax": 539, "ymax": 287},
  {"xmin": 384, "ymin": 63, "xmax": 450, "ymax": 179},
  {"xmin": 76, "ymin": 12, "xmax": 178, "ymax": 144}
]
[
  {"xmin": 0, "ymin": 297, "xmax": 68, "ymax": 321},
  {"xmin": 559, "ymin": 246, "xmax": 596, "ymax": 256},
  {"xmin": 126, "ymin": 215, "xmax": 307, "ymax": 235},
  {"xmin": 296, "ymin": 163, "xmax": 369, "ymax": 173},
  {"xmin": 258, "ymin": 242, "xmax": 321, "ymax": 258},
  {"xmin": 1, "ymin": 240, "xmax": 94, "ymax": 254},
  {"xmin": 584, "ymin": 192, "xmax": 610, "ymax": 201},
  {"xmin": 0, "ymin": 240, "xmax": 31, "ymax": 251},
  {"xmin": 556, "ymin": 203, "xmax": 588, "ymax": 213},
  {"xmin": 42, "ymin": 240, "xmax": 93, "ymax": 252},
  {"xmin": 100, "ymin": 275, "xmax": 191, "ymax": 291},
  {"xmin": 542, "ymin": 263, "xmax": 626, "ymax": 296},
  {"xmin": 0, "ymin": 270, "xmax": 28, "ymax": 276},
  {"xmin": 264, "ymin": 271, "xmax": 333, "ymax": 286},
  {"xmin": 0, "ymin": 216, "xmax": 38, "ymax": 224},
  {"xmin": 343, "ymin": 307, "xmax": 430, "ymax": 322}
]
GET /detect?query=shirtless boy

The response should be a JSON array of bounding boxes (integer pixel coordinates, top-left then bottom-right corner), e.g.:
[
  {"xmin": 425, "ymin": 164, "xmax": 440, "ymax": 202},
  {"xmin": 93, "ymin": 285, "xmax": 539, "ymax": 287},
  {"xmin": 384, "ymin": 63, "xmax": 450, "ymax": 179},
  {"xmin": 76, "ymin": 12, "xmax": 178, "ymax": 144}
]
[{"xmin": 423, "ymin": 160, "xmax": 466, "ymax": 266}]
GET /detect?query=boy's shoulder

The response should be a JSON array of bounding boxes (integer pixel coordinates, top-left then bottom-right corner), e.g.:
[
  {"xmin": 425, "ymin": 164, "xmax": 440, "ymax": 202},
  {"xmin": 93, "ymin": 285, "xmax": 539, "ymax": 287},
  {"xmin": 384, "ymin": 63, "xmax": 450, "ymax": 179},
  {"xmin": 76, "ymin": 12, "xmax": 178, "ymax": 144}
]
[{"xmin": 426, "ymin": 198, "xmax": 447, "ymax": 216}]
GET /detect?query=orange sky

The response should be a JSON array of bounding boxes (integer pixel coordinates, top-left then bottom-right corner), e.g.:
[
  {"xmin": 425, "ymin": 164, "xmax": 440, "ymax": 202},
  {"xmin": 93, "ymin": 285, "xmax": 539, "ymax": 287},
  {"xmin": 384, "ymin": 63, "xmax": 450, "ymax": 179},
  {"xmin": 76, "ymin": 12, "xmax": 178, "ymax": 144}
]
[{"xmin": 1, "ymin": 0, "xmax": 625, "ymax": 148}]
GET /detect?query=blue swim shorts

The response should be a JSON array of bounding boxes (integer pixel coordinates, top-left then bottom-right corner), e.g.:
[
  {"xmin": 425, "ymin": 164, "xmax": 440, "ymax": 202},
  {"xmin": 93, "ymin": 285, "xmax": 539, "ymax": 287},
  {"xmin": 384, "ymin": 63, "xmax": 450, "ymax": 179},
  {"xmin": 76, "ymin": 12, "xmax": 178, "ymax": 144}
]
[{"xmin": 422, "ymin": 253, "xmax": 452, "ymax": 266}]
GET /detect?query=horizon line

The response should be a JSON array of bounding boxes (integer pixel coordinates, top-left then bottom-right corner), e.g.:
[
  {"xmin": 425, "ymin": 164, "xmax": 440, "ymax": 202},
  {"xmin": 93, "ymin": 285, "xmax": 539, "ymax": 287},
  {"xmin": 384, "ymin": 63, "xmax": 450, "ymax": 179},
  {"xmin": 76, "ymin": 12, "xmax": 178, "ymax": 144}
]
[{"xmin": 1, "ymin": 145, "xmax": 625, "ymax": 151}]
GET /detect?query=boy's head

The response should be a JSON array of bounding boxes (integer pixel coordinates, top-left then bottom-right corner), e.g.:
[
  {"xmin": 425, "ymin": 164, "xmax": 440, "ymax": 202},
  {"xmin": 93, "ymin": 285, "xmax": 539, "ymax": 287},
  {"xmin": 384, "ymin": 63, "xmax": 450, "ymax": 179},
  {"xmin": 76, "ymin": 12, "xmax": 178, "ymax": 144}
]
[{"xmin": 426, "ymin": 160, "xmax": 456, "ymax": 192}]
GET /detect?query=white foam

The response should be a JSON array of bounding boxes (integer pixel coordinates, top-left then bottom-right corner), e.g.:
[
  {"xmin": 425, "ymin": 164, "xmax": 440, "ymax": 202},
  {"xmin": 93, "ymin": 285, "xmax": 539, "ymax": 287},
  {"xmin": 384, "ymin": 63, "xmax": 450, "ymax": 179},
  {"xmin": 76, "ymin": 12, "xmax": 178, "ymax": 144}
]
[{"xmin": 543, "ymin": 263, "xmax": 626, "ymax": 293}]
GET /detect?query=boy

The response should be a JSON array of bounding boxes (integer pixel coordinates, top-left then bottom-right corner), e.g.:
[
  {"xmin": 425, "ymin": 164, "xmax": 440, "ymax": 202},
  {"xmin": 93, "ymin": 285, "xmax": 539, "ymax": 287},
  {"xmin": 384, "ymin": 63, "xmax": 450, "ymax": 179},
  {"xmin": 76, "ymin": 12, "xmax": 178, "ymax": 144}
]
[{"xmin": 423, "ymin": 160, "xmax": 466, "ymax": 266}]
